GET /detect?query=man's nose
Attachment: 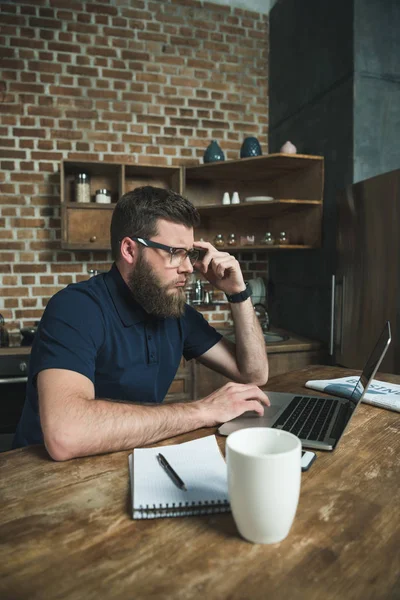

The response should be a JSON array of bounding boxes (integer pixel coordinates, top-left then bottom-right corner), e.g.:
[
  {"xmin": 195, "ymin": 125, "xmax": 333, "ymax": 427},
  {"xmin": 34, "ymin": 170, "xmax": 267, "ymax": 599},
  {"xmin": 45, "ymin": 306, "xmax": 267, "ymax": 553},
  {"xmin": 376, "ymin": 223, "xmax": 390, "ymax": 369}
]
[{"xmin": 178, "ymin": 255, "xmax": 194, "ymax": 273}]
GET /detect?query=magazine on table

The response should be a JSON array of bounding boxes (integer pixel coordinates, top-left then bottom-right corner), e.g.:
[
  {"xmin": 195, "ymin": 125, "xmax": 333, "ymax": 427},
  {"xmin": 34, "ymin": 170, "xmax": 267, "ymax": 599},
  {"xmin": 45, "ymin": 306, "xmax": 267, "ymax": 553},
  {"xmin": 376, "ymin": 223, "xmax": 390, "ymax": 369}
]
[{"xmin": 305, "ymin": 376, "xmax": 400, "ymax": 413}]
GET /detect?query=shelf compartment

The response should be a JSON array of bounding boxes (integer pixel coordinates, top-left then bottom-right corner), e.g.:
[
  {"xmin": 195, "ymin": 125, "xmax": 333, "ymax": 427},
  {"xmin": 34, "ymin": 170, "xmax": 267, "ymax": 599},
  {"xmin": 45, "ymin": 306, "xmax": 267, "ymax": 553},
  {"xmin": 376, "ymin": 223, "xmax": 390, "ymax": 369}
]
[
  {"xmin": 185, "ymin": 154, "xmax": 324, "ymax": 206},
  {"xmin": 61, "ymin": 160, "xmax": 123, "ymax": 205},
  {"xmin": 123, "ymin": 164, "xmax": 182, "ymax": 195}
]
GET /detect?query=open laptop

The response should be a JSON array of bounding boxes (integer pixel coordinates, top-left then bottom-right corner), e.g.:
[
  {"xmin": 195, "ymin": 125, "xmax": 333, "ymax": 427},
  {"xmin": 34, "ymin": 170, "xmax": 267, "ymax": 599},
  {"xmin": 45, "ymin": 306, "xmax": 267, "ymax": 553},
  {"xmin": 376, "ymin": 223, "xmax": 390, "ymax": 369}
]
[{"xmin": 219, "ymin": 321, "xmax": 391, "ymax": 450}]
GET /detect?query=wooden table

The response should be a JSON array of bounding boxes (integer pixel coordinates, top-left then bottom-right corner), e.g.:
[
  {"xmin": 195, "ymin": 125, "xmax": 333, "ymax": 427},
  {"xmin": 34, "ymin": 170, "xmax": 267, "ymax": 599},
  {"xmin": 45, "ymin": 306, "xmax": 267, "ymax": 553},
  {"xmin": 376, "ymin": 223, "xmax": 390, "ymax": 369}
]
[{"xmin": 1, "ymin": 366, "xmax": 399, "ymax": 600}]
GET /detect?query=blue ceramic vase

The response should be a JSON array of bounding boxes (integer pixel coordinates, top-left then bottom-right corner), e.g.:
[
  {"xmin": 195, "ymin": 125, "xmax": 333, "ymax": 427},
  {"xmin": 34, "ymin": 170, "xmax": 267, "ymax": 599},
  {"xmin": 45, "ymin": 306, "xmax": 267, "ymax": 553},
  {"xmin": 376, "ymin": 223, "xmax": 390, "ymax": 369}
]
[
  {"xmin": 240, "ymin": 137, "xmax": 262, "ymax": 158},
  {"xmin": 203, "ymin": 140, "xmax": 225, "ymax": 163}
]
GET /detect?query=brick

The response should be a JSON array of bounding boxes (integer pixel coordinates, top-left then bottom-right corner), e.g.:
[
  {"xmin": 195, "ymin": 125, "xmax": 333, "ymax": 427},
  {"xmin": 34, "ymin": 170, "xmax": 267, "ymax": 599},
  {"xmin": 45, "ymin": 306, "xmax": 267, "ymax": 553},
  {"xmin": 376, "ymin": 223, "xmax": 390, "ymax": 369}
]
[
  {"xmin": 102, "ymin": 69, "xmax": 133, "ymax": 81},
  {"xmin": 50, "ymin": 130, "xmax": 82, "ymax": 140},
  {"xmin": 49, "ymin": 85, "xmax": 83, "ymax": 97},
  {"xmin": 9, "ymin": 83, "xmax": 45, "ymax": 94},
  {"xmin": 0, "ymin": 161, "xmax": 15, "ymax": 170},
  {"xmin": 86, "ymin": 3, "xmax": 118, "ymax": 16},
  {"xmin": 48, "ymin": 41, "xmax": 81, "ymax": 53},
  {"xmin": 13, "ymin": 128, "xmax": 47, "ymax": 138},
  {"xmin": 2, "ymin": 275, "xmax": 18, "ymax": 285},
  {"xmin": 2, "ymin": 287, "xmax": 29, "ymax": 297},
  {"xmin": 21, "ymin": 277, "xmax": 36, "ymax": 285},
  {"xmin": 0, "ymin": 138, "xmax": 16, "ymax": 148},
  {"xmin": 58, "ymin": 275, "xmax": 73, "ymax": 284},
  {"xmin": 51, "ymin": 263, "xmax": 82, "ymax": 273},
  {"xmin": 19, "ymin": 184, "xmax": 36, "ymax": 193},
  {"xmin": 66, "ymin": 65, "xmax": 99, "ymax": 77},
  {"xmin": 0, "ymin": 104, "xmax": 24, "ymax": 115},
  {"xmin": 11, "ymin": 173, "xmax": 44, "ymax": 183},
  {"xmin": 39, "ymin": 276, "xmax": 54, "ymax": 285},
  {"xmin": 103, "ymin": 26, "xmax": 133, "ymax": 39},
  {"xmin": 21, "ymin": 298, "xmax": 38, "ymax": 307},
  {"xmin": 0, "ymin": 150, "xmax": 26, "ymax": 159},
  {"xmin": 32, "ymin": 286, "xmax": 63, "ymax": 297},
  {"xmin": 29, "ymin": 61, "xmax": 62, "ymax": 74},
  {"xmin": 4, "ymin": 299, "xmax": 18, "ymax": 308}
]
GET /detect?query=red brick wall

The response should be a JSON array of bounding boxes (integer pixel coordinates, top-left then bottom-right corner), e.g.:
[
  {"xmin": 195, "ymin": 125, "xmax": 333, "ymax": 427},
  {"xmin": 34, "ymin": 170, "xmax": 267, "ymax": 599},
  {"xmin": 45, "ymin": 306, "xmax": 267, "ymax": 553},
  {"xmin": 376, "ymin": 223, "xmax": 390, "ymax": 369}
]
[{"xmin": 0, "ymin": 0, "xmax": 269, "ymax": 342}]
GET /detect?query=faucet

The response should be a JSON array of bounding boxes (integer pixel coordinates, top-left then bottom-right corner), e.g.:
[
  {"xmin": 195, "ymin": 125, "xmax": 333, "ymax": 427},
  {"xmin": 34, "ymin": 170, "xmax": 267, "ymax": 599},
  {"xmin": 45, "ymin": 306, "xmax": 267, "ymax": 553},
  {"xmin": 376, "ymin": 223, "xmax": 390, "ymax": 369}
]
[{"xmin": 254, "ymin": 304, "xmax": 270, "ymax": 332}]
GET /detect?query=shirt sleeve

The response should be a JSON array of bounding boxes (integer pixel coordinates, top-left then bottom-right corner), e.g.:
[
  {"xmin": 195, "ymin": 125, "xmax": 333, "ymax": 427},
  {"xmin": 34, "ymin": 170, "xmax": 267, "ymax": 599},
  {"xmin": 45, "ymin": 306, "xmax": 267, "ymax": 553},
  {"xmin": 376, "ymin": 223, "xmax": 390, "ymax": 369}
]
[
  {"xmin": 30, "ymin": 286, "xmax": 106, "ymax": 385},
  {"xmin": 182, "ymin": 305, "xmax": 223, "ymax": 360}
]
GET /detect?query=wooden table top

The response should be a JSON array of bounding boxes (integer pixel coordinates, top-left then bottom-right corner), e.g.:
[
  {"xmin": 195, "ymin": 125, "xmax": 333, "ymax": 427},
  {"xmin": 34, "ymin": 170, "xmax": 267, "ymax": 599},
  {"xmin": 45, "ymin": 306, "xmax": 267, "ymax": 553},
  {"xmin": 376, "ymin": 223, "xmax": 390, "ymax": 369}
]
[{"xmin": 1, "ymin": 365, "xmax": 399, "ymax": 600}]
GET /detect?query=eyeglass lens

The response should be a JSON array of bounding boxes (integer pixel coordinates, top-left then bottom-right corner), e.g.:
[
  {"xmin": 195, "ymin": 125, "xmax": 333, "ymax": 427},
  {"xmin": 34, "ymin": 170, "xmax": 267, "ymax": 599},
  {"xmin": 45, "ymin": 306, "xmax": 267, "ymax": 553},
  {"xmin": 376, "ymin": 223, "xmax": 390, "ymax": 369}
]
[{"xmin": 170, "ymin": 249, "xmax": 199, "ymax": 266}]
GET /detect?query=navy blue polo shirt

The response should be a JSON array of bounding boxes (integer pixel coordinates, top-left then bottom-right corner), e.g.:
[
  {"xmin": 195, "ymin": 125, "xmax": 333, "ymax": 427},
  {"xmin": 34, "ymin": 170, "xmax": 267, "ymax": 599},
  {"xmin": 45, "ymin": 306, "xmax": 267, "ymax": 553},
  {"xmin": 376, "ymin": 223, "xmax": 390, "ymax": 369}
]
[{"xmin": 13, "ymin": 263, "xmax": 222, "ymax": 448}]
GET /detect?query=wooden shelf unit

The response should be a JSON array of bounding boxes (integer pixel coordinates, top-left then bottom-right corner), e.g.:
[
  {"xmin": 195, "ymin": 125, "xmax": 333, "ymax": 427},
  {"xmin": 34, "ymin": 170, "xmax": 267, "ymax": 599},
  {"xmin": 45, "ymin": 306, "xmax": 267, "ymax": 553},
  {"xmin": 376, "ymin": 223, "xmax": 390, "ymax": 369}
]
[
  {"xmin": 185, "ymin": 155, "xmax": 324, "ymax": 249},
  {"xmin": 60, "ymin": 155, "xmax": 323, "ymax": 251},
  {"xmin": 60, "ymin": 160, "xmax": 182, "ymax": 250}
]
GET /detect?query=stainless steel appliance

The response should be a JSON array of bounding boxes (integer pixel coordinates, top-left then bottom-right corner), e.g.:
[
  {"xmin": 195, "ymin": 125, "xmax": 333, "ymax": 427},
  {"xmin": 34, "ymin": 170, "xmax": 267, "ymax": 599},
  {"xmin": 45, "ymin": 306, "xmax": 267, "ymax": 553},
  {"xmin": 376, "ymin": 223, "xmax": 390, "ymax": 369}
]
[
  {"xmin": 0, "ymin": 351, "xmax": 29, "ymax": 452},
  {"xmin": 331, "ymin": 168, "xmax": 400, "ymax": 373}
]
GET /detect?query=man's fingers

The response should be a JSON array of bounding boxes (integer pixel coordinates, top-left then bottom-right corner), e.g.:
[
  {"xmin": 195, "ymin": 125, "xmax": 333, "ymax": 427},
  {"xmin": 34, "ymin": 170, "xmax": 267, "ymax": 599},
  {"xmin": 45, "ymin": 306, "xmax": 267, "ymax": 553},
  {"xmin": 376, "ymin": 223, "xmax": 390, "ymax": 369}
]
[
  {"xmin": 227, "ymin": 383, "xmax": 270, "ymax": 406},
  {"xmin": 243, "ymin": 400, "xmax": 265, "ymax": 416},
  {"xmin": 262, "ymin": 393, "xmax": 271, "ymax": 407}
]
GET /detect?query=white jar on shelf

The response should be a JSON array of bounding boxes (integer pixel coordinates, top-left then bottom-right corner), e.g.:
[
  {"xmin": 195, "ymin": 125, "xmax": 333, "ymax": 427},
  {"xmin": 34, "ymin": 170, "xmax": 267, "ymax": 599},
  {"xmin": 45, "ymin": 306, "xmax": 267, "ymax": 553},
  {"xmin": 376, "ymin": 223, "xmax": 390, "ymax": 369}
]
[
  {"xmin": 75, "ymin": 172, "xmax": 91, "ymax": 203},
  {"xmin": 95, "ymin": 189, "xmax": 112, "ymax": 204}
]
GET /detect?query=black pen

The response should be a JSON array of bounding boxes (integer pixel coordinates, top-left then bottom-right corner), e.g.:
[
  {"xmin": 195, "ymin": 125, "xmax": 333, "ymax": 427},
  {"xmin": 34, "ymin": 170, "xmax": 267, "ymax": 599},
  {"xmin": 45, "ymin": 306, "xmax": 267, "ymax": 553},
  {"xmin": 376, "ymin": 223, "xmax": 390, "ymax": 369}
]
[{"xmin": 157, "ymin": 453, "xmax": 187, "ymax": 491}]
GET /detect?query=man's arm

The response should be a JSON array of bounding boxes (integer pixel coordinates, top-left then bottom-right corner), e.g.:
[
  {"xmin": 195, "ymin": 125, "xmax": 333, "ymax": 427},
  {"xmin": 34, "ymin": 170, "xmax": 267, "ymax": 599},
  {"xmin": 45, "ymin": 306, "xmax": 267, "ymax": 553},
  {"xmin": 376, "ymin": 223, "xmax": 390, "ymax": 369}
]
[
  {"xmin": 195, "ymin": 296, "xmax": 268, "ymax": 386},
  {"xmin": 193, "ymin": 241, "xmax": 268, "ymax": 386},
  {"xmin": 38, "ymin": 368, "xmax": 270, "ymax": 461}
]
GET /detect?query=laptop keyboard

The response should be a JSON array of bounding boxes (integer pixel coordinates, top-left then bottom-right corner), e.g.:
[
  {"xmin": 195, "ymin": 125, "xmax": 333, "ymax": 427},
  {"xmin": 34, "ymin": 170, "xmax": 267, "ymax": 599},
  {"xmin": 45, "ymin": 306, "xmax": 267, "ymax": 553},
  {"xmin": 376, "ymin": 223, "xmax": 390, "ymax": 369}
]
[{"xmin": 272, "ymin": 396, "xmax": 341, "ymax": 441}]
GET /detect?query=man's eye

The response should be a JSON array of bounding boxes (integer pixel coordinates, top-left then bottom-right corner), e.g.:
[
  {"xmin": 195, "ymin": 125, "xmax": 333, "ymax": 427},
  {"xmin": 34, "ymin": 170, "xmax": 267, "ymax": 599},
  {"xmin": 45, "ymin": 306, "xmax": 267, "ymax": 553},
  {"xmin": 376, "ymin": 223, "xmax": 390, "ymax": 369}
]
[{"xmin": 173, "ymin": 249, "xmax": 187, "ymax": 259}]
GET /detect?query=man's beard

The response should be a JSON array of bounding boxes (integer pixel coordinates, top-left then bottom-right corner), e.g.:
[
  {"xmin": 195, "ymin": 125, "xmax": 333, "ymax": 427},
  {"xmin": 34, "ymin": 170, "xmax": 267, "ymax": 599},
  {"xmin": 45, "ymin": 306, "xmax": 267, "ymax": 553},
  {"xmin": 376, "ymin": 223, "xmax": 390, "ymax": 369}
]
[{"xmin": 127, "ymin": 251, "xmax": 187, "ymax": 318}]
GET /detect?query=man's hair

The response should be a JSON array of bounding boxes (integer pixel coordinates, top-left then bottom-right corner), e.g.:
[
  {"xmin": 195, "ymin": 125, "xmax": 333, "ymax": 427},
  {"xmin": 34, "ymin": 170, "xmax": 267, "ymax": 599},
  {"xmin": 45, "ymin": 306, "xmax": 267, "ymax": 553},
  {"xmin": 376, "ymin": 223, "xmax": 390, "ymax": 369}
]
[{"xmin": 110, "ymin": 186, "xmax": 201, "ymax": 261}]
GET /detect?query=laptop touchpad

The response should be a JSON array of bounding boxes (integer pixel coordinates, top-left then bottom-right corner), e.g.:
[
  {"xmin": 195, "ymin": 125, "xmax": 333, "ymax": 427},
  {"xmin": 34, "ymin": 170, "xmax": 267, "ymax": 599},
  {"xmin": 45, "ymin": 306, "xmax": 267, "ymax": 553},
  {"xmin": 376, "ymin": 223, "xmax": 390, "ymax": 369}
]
[{"xmin": 243, "ymin": 405, "xmax": 281, "ymax": 419}]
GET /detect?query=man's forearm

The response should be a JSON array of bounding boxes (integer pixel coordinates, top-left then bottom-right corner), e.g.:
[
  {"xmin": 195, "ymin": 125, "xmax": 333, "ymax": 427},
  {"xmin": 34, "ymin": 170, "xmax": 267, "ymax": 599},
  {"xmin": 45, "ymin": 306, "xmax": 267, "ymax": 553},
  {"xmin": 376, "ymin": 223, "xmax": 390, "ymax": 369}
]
[
  {"xmin": 44, "ymin": 397, "xmax": 205, "ymax": 461},
  {"xmin": 230, "ymin": 298, "xmax": 268, "ymax": 385}
]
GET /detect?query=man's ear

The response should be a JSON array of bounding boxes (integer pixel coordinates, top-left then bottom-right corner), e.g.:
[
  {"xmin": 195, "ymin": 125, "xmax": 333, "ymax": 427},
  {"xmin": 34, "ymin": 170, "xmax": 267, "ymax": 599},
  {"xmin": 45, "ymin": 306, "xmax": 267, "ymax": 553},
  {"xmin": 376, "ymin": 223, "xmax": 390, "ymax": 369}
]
[{"xmin": 119, "ymin": 237, "xmax": 136, "ymax": 265}]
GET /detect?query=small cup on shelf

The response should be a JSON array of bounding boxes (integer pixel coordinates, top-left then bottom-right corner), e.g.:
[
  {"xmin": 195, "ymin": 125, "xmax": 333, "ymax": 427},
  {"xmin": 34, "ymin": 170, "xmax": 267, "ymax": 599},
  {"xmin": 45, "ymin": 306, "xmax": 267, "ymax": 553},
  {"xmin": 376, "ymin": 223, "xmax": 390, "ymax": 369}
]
[
  {"xmin": 260, "ymin": 232, "xmax": 275, "ymax": 246},
  {"xmin": 214, "ymin": 233, "xmax": 225, "ymax": 248},
  {"xmin": 222, "ymin": 192, "xmax": 231, "ymax": 205},
  {"xmin": 278, "ymin": 231, "xmax": 289, "ymax": 245},
  {"xmin": 240, "ymin": 234, "xmax": 255, "ymax": 246},
  {"xmin": 227, "ymin": 233, "xmax": 237, "ymax": 246}
]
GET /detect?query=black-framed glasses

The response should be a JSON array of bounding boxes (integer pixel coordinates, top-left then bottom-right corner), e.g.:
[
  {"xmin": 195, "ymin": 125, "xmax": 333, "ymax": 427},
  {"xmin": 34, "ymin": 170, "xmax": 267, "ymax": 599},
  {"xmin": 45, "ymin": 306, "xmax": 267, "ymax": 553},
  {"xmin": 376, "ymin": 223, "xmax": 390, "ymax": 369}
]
[{"xmin": 130, "ymin": 237, "xmax": 200, "ymax": 267}]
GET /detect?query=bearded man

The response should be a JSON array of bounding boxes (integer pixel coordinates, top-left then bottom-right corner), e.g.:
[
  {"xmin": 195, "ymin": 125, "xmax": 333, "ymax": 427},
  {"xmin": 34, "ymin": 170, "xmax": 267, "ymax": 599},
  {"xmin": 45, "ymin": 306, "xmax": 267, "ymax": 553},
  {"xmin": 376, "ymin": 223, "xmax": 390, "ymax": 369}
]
[{"xmin": 13, "ymin": 186, "xmax": 269, "ymax": 459}]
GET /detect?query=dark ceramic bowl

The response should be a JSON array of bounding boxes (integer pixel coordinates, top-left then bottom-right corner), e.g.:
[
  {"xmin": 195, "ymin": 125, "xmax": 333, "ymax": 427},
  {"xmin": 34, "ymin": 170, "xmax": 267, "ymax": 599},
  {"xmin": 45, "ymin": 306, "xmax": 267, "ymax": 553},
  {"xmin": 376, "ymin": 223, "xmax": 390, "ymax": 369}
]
[{"xmin": 20, "ymin": 326, "xmax": 38, "ymax": 343}]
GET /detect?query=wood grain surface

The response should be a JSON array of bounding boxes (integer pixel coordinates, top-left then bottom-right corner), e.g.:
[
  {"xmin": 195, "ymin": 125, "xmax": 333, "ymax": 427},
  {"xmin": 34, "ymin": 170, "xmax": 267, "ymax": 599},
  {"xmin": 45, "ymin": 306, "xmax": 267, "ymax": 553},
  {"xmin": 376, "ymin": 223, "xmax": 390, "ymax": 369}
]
[{"xmin": 1, "ymin": 366, "xmax": 399, "ymax": 600}]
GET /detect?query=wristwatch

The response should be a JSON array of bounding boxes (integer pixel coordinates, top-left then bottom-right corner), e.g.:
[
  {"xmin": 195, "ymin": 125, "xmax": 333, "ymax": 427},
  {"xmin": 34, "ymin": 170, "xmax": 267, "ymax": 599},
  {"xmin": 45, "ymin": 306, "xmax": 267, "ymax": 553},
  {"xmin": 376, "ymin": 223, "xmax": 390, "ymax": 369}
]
[{"xmin": 225, "ymin": 283, "xmax": 252, "ymax": 304}]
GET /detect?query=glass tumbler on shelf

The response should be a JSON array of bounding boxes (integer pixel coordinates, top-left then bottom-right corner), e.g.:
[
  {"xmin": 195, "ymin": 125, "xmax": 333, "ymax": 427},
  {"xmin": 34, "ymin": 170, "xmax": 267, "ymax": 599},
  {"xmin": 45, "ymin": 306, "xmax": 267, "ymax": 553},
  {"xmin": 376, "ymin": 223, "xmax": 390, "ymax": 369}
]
[
  {"xmin": 227, "ymin": 233, "xmax": 237, "ymax": 246},
  {"xmin": 278, "ymin": 231, "xmax": 289, "ymax": 245},
  {"xmin": 214, "ymin": 233, "xmax": 225, "ymax": 248},
  {"xmin": 75, "ymin": 172, "xmax": 91, "ymax": 203},
  {"xmin": 260, "ymin": 232, "xmax": 275, "ymax": 246}
]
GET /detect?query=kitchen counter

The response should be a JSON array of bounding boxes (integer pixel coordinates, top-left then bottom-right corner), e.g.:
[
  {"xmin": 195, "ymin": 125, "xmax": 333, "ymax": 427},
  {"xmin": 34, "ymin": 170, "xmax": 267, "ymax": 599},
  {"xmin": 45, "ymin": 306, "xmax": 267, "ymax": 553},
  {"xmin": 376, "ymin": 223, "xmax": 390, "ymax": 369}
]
[
  {"xmin": 0, "ymin": 346, "xmax": 31, "ymax": 357},
  {"xmin": 216, "ymin": 326, "xmax": 324, "ymax": 354}
]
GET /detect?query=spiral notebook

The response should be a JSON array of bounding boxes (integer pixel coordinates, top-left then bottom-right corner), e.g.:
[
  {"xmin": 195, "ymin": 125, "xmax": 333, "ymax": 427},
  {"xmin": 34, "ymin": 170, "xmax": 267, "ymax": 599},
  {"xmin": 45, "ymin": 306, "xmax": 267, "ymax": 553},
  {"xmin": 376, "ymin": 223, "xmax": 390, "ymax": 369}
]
[{"xmin": 129, "ymin": 435, "xmax": 230, "ymax": 519}]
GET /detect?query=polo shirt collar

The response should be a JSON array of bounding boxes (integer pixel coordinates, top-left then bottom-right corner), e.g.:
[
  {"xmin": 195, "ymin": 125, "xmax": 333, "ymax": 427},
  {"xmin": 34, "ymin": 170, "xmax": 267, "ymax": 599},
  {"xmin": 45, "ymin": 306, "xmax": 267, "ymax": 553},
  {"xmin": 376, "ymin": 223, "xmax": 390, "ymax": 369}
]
[{"xmin": 104, "ymin": 263, "xmax": 148, "ymax": 327}]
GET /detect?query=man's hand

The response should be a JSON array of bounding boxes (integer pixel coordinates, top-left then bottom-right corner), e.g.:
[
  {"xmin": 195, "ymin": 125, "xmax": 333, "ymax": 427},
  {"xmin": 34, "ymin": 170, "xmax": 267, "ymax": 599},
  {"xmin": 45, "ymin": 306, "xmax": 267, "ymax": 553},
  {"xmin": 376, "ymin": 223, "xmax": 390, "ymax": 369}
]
[
  {"xmin": 193, "ymin": 240, "xmax": 245, "ymax": 295},
  {"xmin": 195, "ymin": 382, "xmax": 271, "ymax": 427}
]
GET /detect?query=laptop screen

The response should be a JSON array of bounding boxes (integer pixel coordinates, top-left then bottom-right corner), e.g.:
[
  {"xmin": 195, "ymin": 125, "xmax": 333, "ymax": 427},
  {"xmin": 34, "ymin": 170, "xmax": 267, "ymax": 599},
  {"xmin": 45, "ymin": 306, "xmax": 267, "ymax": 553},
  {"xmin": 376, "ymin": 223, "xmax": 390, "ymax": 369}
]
[{"xmin": 349, "ymin": 321, "xmax": 391, "ymax": 406}]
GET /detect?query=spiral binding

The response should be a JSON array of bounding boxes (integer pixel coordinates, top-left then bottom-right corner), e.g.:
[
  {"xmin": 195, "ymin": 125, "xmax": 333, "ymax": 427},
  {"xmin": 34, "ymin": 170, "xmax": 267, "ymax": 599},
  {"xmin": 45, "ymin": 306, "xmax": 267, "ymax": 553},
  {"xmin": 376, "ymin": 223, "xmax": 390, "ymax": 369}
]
[{"xmin": 134, "ymin": 500, "xmax": 230, "ymax": 520}]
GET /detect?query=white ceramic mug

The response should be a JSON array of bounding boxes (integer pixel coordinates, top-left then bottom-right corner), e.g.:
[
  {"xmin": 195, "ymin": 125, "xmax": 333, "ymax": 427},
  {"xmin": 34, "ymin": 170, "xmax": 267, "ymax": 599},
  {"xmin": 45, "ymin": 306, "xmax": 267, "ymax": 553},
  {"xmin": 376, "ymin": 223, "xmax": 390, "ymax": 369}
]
[{"xmin": 226, "ymin": 427, "xmax": 301, "ymax": 544}]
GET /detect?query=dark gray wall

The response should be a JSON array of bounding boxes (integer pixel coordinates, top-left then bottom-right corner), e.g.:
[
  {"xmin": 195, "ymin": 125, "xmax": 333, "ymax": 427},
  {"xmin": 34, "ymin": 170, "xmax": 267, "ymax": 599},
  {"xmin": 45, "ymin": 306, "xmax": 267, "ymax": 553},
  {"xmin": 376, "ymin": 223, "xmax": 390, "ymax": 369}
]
[
  {"xmin": 268, "ymin": 0, "xmax": 400, "ymax": 344},
  {"xmin": 353, "ymin": 0, "xmax": 400, "ymax": 182}
]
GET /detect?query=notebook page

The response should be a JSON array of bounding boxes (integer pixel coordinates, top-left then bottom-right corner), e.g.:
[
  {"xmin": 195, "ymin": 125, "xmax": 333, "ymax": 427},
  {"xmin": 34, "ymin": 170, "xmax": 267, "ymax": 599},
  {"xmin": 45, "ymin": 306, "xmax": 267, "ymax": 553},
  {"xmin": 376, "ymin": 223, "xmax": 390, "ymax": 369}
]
[{"xmin": 133, "ymin": 435, "xmax": 228, "ymax": 509}]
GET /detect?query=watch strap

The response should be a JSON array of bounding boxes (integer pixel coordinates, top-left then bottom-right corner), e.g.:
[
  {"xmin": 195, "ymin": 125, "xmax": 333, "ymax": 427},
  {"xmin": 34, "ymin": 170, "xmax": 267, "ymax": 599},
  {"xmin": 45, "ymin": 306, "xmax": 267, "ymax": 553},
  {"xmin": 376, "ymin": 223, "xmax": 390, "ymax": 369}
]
[{"xmin": 225, "ymin": 283, "xmax": 252, "ymax": 304}]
